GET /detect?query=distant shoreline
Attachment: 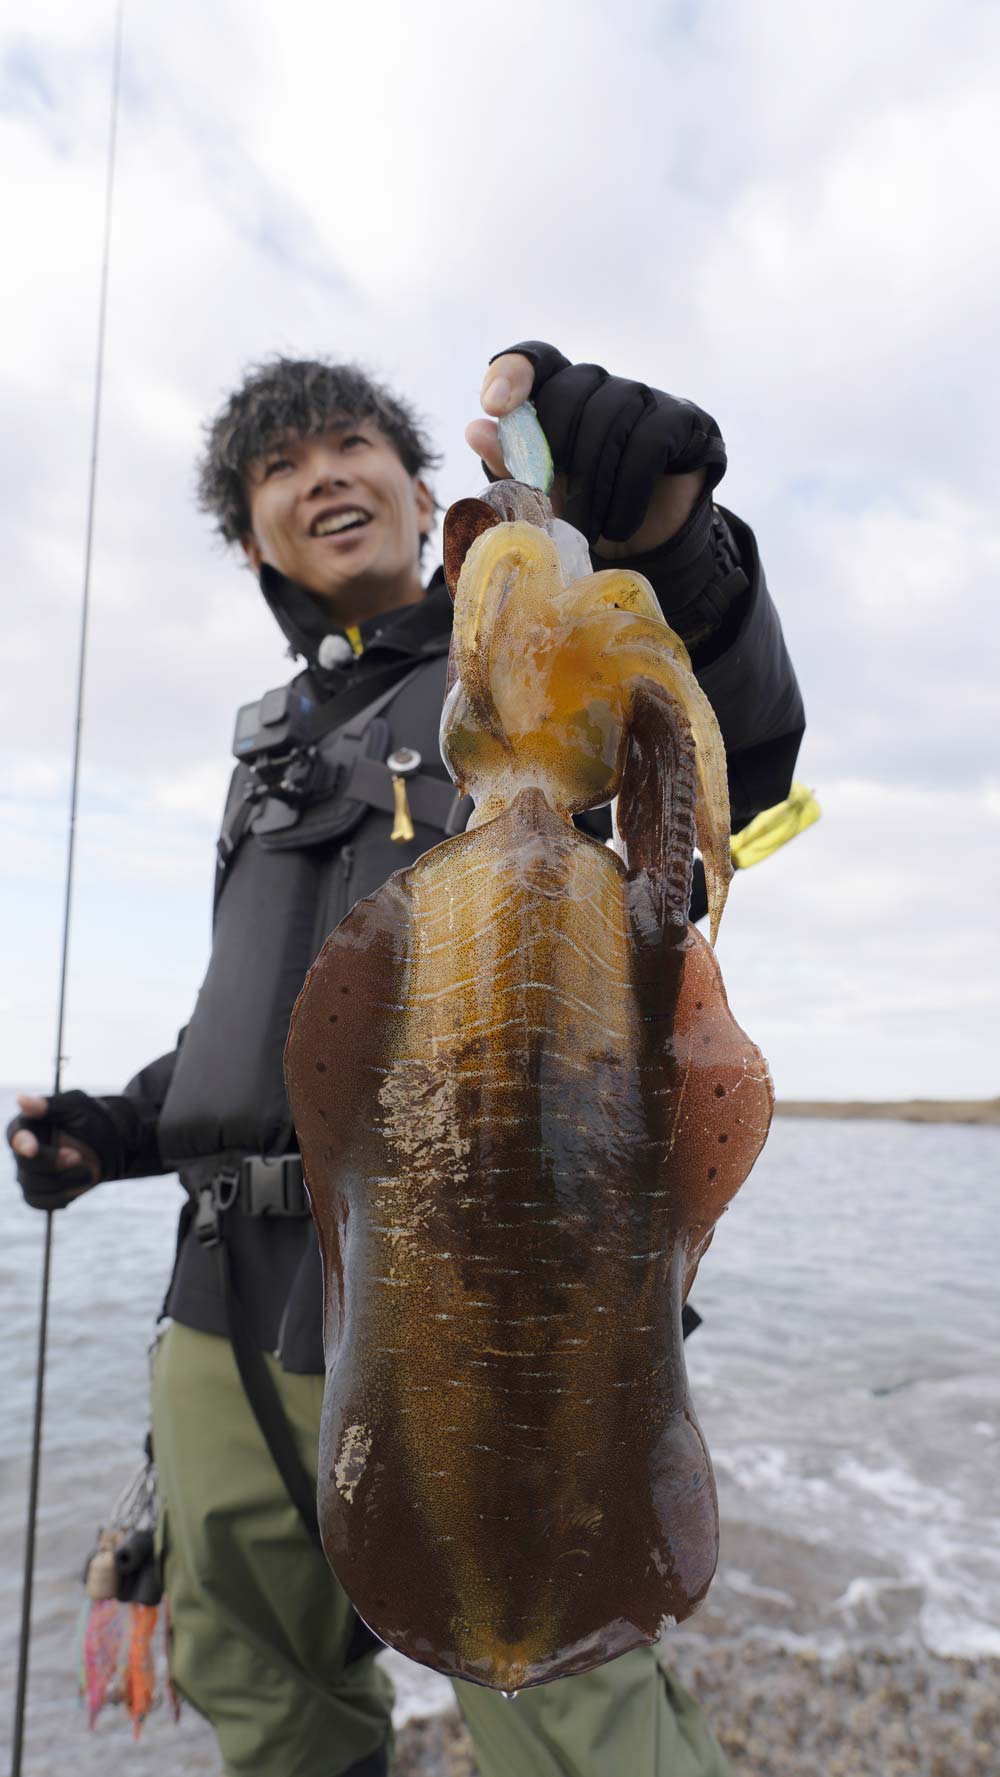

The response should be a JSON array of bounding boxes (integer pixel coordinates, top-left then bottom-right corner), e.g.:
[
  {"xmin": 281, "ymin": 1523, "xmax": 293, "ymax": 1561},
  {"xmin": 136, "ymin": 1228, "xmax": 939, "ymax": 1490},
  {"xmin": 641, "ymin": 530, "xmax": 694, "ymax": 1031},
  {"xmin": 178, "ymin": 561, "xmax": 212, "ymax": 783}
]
[{"xmin": 775, "ymin": 1098, "xmax": 1000, "ymax": 1126}]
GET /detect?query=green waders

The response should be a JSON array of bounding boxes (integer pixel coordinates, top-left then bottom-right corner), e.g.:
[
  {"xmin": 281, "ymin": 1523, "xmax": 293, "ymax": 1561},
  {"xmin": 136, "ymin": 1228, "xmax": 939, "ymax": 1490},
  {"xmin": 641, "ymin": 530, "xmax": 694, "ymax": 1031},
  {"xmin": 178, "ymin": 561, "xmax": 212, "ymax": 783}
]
[
  {"xmin": 152, "ymin": 1324, "xmax": 394, "ymax": 1777},
  {"xmin": 454, "ymin": 1657, "xmax": 729, "ymax": 1777},
  {"xmin": 152, "ymin": 1323, "xmax": 729, "ymax": 1777}
]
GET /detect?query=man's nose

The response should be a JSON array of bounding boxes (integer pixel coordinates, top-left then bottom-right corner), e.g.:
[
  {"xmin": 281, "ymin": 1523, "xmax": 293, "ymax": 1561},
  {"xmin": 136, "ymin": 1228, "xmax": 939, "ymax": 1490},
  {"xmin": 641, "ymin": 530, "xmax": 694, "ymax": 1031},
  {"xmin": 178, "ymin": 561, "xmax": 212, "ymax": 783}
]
[
  {"xmin": 305, "ymin": 451, "xmax": 351, "ymax": 499},
  {"xmin": 308, "ymin": 467, "xmax": 348, "ymax": 498}
]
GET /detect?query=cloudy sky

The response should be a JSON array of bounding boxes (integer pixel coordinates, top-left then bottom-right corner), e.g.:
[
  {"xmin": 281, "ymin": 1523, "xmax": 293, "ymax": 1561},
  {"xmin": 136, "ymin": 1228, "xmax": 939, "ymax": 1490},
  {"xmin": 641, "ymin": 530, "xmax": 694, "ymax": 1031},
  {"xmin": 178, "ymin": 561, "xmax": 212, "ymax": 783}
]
[{"xmin": 2, "ymin": 0, "xmax": 997, "ymax": 1100}]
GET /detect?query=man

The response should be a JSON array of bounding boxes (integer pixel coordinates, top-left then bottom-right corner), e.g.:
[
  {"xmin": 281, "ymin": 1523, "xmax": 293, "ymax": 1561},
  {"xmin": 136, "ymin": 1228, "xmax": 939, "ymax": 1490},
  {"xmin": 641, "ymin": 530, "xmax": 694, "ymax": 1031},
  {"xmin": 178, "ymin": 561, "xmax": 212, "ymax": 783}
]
[{"xmin": 10, "ymin": 341, "xmax": 804, "ymax": 1777}]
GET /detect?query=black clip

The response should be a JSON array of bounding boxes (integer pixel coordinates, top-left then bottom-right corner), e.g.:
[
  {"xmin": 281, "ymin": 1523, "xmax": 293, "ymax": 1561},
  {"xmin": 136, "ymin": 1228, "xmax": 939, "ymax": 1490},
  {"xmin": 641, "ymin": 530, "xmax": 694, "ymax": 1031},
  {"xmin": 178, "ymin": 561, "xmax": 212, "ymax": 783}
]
[{"xmin": 193, "ymin": 1168, "xmax": 240, "ymax": 1248}]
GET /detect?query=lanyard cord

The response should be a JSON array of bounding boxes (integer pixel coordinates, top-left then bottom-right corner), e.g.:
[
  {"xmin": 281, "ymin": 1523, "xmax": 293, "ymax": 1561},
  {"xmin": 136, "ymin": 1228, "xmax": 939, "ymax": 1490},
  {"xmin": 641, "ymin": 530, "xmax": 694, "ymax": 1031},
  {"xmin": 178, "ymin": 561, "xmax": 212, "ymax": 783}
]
[{"xmin": 10, "ymin": 7, "xmax": 125, "ymax": 1771}]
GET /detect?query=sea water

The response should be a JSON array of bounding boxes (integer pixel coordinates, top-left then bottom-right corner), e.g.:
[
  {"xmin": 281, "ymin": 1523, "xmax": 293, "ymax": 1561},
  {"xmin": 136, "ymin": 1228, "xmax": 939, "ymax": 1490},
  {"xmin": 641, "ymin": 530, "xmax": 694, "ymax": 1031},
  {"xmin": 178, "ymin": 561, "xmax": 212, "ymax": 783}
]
[{"xmin": 1, "ymin": 1099, "xmax": 997, "ymax": 1770}]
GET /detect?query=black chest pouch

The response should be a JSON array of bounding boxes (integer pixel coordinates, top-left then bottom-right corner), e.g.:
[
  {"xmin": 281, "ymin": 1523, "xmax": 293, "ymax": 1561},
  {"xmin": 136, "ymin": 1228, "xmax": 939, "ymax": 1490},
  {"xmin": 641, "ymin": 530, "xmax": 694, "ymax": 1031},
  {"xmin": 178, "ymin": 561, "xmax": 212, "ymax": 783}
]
[{"xmin": 251, "ymin": 712, "xmax": 393, "ymax": 846}]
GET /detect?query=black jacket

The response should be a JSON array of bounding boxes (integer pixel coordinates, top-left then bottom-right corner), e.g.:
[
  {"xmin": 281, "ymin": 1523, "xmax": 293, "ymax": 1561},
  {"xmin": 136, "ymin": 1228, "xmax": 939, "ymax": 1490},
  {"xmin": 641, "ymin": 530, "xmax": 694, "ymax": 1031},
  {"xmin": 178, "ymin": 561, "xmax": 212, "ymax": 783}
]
[{"xmin": 120, "ymin": 512, "xmax": 804, "ymax": 1372}]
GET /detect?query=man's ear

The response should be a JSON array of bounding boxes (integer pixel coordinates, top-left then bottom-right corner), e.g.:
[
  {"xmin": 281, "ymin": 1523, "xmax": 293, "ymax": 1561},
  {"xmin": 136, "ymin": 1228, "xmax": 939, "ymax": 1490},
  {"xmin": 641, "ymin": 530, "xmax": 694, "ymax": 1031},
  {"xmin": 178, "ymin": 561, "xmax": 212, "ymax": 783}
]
[
  {"xmin": 241, "ymin": 534, "xmax": 263, "ymax": 574},
  {"xmin": 414, "ymin": 477, "xmax": 436, "ymax": 542}
]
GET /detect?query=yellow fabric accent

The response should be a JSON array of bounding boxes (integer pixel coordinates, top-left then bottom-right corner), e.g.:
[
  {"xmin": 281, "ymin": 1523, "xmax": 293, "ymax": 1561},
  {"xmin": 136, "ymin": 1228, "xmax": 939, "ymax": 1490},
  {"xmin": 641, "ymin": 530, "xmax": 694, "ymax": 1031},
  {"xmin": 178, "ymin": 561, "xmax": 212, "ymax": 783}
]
[
  {"xmin": 730, "ymin": 780, "xmax": 821, "ymax": 870},
  {"xmin": 345, "ymin": 624, "xmax": 364, "ymax": 656},
  {"xmin": 391, "ymin": 777, "xmax": 415, "ymax": 844}
]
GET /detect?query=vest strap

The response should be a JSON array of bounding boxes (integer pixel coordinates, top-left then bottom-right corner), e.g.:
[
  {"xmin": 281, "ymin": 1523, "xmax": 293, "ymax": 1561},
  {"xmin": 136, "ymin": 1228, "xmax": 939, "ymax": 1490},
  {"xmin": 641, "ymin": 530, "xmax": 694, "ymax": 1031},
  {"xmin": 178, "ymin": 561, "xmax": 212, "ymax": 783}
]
[{"xmin": 346, "ymin": 754, "xmax": 471, "ymax": 834}]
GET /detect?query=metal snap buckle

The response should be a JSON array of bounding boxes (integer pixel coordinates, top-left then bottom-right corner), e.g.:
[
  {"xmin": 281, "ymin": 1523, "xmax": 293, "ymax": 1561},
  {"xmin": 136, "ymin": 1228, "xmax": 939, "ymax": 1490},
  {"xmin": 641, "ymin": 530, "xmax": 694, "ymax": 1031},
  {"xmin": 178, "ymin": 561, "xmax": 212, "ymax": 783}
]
[
  {"xmin": 387, "ymin": 748, "xmax": 421, "ymax": 843},
  {"xmin": 386, "ymin": 747, "xmax": 421, "ymax": 777}
]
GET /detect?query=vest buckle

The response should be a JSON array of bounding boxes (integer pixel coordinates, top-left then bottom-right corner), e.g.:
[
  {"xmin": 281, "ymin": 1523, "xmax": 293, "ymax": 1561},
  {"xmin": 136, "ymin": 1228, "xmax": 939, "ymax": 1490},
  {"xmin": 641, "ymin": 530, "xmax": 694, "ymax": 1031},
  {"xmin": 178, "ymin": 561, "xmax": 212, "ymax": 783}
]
[
  {"xmin": 193, "ymin": 1167, "xmax": 241, "ymax": 1247},
  {"xmin": 240, "ymin": 1155, "xmax": 309, "ymax": 1217}
]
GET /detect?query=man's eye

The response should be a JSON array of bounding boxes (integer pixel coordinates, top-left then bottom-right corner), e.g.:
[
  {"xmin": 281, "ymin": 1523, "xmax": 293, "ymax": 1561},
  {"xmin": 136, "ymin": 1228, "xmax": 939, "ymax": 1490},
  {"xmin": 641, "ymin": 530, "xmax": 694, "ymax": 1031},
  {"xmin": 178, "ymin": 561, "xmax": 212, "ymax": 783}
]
[
  {"xmin": 342, "ymin": 434, "xmax": 369, "ymax": 450},
  {"xmin": 264, "ymin": 458, "xmax": 293, "ymax": 477}
]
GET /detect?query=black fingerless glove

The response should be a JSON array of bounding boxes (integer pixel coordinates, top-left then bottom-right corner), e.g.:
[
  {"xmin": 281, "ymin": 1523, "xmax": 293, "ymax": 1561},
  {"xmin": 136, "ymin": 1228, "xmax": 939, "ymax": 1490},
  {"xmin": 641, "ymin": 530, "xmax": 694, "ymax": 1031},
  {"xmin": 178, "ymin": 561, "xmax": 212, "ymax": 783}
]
[
  {"xmin": 6, "ymin": 1090, "xmax": 137, "ymax": 1211},
  {"xmin": 489, "ymin": 342, "xmax": 748, "ymax": 651},
  {"xmin": 489, "ymin": 340, "xmax": 727, "ymax": 545}
]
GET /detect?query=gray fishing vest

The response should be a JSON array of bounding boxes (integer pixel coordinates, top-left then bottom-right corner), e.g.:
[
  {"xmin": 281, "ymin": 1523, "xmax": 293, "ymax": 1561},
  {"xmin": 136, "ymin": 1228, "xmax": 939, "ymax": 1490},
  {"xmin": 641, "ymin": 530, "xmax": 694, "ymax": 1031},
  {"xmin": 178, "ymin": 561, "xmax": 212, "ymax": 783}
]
[{"xmin": 158, "ymin": 652, "xmax": 464, "ymax": 1167}]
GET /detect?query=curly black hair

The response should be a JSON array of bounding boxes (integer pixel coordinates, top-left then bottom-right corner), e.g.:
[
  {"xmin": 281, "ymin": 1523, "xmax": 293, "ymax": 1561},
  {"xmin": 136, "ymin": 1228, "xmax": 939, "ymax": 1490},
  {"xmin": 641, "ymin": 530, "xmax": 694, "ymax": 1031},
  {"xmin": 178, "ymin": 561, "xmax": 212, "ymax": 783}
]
[{"xmin": 196, "ymin": 355, "xmax": 440, "ymax": 544}]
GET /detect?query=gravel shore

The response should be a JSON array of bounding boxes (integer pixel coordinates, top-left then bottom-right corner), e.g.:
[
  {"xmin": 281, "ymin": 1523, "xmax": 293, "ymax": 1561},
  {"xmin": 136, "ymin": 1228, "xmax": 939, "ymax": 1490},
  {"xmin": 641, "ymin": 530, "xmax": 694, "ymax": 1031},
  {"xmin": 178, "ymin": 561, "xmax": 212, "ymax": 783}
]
[
  {"xmin": 773, "ymin": 1099, "xmax": 1000, "ymax": 1126},
  {"xmin": 395, "ymin": 1640, "xmax": 1000, "ymax": 1777}
]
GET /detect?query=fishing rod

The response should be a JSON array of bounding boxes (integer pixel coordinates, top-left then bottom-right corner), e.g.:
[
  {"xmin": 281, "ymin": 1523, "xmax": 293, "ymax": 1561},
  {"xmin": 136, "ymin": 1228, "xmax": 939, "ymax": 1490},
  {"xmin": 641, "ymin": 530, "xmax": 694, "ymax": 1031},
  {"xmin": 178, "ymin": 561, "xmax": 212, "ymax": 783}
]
[{"xmin": 10, "ymin": 6, "xmax": 125, "ymax": 1772}]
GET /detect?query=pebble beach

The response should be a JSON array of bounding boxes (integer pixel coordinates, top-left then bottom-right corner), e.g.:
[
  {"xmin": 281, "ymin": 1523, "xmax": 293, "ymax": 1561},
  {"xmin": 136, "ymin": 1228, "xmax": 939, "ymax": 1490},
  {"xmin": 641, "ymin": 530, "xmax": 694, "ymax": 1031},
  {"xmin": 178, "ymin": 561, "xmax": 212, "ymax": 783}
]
[{"xmin": 394, "ymin": 1642, "xmax": 1000, "ymax": 1777}]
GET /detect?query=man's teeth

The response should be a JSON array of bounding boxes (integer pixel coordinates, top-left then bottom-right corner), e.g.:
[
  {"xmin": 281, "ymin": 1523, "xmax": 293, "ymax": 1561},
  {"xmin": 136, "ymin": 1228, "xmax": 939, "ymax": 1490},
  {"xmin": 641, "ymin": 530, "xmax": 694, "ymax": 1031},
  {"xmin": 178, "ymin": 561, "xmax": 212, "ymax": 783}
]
[{"xmin": 315, "ymin": 510, "xmax": 369, "ymax": 537}]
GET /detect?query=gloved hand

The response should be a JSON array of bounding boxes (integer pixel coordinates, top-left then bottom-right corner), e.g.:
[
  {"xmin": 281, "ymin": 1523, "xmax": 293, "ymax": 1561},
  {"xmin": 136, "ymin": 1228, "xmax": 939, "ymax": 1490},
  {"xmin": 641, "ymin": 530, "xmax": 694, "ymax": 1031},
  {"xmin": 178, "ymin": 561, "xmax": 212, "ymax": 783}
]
[
  {"xmin": 468, "ymin": 341, "xmax": 726, "ymax": 546},
  {"xmin": 7, "ymin": 1090, "xmax": 117, "ymax": 1210}
]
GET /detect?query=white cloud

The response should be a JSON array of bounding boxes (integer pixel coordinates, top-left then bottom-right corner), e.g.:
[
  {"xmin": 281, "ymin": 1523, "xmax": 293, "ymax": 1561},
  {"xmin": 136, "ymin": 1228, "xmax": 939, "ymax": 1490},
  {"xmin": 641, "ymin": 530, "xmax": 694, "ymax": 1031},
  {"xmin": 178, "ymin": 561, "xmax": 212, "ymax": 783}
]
[
  {"xmin": 1, "ymin": 1, "xmax": 997, "ymax": 1092},
  {"xmin": 718, "ymin": 775, "xmax": 1000, "ymax": 1098}
]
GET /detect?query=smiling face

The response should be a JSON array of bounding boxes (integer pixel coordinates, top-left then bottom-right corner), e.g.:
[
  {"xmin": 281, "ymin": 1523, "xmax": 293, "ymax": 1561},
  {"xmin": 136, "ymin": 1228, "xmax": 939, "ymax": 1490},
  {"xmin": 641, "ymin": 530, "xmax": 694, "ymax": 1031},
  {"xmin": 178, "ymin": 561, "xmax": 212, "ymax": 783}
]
[{"xmin": 241, "ymin": 420, "xmax": 436, "ymax": 625}]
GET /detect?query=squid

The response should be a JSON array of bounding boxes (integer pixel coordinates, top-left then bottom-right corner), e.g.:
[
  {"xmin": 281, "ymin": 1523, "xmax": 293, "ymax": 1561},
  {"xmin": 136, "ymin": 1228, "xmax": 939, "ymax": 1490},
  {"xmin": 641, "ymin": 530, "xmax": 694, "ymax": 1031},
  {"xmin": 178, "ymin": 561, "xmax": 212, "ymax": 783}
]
[{"xmin": 284, "ymin": 482, "xmax": 773, "ymax": 1692}]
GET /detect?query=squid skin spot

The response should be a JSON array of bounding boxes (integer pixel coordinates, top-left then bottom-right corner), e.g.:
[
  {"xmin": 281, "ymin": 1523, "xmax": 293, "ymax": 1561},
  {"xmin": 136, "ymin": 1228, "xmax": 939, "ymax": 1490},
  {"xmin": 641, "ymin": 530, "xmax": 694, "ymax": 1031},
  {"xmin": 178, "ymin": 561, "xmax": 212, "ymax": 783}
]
[
  {"xmin": 316, "ymin": 1061, "xmax": 327, "ymax": 1074},
  {"xmin": 695, "ymin": 1000, "xmax": 703, "ymax": 1010},
  {"xmin": 715, "ymin": 1085, "xmax": 726, "ymax": 1097},
  {"xmin": 341, "ymin": 985, "xmax": 350, "ymax": 995},
  {"xmin": 708, "ymin": 1167, "xmax": 718, "ymax": 1181},
  {"xmin": 702, "ymin": 1036, "xmax": 711, "ymax": 1046},
  {"xmin": 719, "ymin": 1133, "xmax": 728, "ymax": 1143},
  {"xmin": 329, "ymin": 1013, "xmax": 338, "ymax": 1024}
]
